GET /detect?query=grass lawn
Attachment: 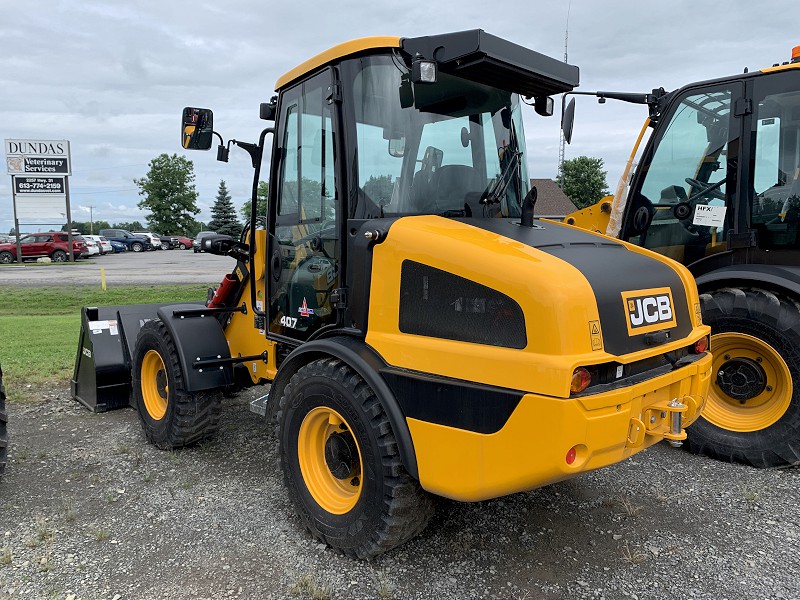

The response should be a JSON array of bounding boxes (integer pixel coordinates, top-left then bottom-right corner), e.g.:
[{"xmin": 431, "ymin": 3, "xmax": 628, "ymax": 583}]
[{"xmin": 0, "ymin": 285, "xmax": 208, "ymax": 401}]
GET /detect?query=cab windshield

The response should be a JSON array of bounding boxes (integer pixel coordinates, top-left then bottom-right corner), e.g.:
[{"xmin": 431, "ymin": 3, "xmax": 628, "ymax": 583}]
[{"xmin": 348, "ymin": 54, "xmax": 530, "ymax": 218}]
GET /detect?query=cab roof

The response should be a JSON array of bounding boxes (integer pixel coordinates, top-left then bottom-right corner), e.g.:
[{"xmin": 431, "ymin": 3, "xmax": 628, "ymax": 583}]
[{"xmin": 274, "ymin": 30, "xmax": 579, "ymax": 98}]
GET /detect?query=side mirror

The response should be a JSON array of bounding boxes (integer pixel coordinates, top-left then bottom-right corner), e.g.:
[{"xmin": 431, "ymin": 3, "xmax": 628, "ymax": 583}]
[
  {"xmin": 260, "ymin": 97, "xmax": 277, "ymax": 121},
  {"xmin": 562, "ymin": 97, "xmax": 576, "ymax": 145},
  {"xmin": 182, "ymin": 107, "xmax": 214, "ymax": 150}
]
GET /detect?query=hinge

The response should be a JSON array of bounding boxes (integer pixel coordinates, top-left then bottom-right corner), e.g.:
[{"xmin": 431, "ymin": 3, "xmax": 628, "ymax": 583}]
[
  {"xmin": 326, "ymin": 82, "xmax": 343, "ymax": 105},
  {"xmin": 727, "ymin": 230, "xmax": 757, "ymax": 249},
  {"xmin": 331, "ymin": 287, "xmax": 348, "ymax": 309},
  {"xmin": 734, "ymin": 98, "xmax": 752, "ymax": 117}
]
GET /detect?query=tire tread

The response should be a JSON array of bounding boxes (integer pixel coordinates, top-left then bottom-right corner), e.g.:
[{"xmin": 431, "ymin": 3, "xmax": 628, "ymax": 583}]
[
  {"xmin": 279, "ymin": 357, "xmax": 434, "ymax": 559},
  {"xmin": 690, "ymin": 287, "xmax": 800, "ymax": 467}
]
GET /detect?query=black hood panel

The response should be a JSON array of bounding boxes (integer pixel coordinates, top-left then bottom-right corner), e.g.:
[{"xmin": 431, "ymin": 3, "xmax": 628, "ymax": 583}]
[{"xmin": 456, "ymin": 218, "xmax": 692, "ymax": 355}]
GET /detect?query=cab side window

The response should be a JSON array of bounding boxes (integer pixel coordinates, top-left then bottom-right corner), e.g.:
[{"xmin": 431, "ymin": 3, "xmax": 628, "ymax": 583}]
[
  {"xmin": 628, "ymin": 86, "xmax": 738, "ymax": 265},
  {"xmin": 750, "ymin": 76, "xmax": 800, "ymax": 249},
  {"xmin": 270, "ymin": 71, "xmax": 339, "ymax": 341}
]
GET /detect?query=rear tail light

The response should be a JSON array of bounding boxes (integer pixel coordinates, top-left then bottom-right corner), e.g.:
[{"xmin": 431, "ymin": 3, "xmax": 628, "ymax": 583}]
[
  {"xmin": 692, "ymin": 336, "xmax": 709, "ymax": 354},
  {"xmin": 570, "ymin": 367, "xmax": 592, "ymax": 394}
]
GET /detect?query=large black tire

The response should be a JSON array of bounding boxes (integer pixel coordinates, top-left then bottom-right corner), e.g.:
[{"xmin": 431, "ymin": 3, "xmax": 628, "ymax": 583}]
[
  {"xmin": 0, "ymin": 251, "xmax": 13, "ymax": 264},
  {"xmin": 0, "ymin": 363, "xmax": 7, "ymax": 476},
  {"xmin": 131, "ymin": 242, "xmax": 143, "ymax": 252},
  {"xmin": 132, "ymin": 320, "xmax": 221, "ymax": 449},
  {"xmin": 51, "ymin": 250, "xmax": 67, "ymax": 262},
  {"xmin": 278, "ymin": 358, "xmax": 434, "ymax": 559},
  {"xmin": 688, "ymin": 288, "xmax": 800, "ymax": 467}
]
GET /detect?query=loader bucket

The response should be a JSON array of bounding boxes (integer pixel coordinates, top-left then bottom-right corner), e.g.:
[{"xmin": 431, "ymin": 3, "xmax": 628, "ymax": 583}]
[{"xmin": 71, "ymin": 302, "xmax": 202, "ymax": 412}]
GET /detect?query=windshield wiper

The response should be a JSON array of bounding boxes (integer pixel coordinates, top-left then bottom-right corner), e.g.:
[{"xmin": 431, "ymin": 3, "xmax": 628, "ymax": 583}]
[{"xmin": 482, "ymin": 150, "xmax": 522, "ymax": 208}]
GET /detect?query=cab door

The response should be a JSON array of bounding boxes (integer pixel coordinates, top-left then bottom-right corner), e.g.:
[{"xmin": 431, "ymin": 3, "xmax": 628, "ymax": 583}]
[
  {"xmin": 624, "ymin": 83, "xmax": 744, "ymax": 266},
  {"xmin": 267, "ymin": 69, "xmax": 339, "ymax": 342}
]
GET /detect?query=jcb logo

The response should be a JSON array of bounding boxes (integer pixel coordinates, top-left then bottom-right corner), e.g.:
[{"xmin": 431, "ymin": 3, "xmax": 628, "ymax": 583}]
[{"xmin": 621, "ymin": 287, "xmax": 677, "ymax": 336}]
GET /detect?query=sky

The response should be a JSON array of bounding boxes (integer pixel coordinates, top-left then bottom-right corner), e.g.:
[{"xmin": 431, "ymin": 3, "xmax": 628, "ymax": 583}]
[{"xmin": 1, "ymin": 0, "xmax": 798, "ymax": 234}]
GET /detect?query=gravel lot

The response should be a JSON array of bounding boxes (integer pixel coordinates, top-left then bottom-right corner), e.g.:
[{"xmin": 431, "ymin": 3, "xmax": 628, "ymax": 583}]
[{"xmin": 1, "ymin": 386, "xmax": 798, "ymax": 600}]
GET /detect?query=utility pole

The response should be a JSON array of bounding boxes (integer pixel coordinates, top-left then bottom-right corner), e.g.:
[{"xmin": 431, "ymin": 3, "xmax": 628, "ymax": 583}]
[
  {"xmin": 557, "ymin": 0, "xmax": 572, "ymax": 188},
  {"xmin": 88, "ymin": 205, "xmax": 95, "ymax": 234}
]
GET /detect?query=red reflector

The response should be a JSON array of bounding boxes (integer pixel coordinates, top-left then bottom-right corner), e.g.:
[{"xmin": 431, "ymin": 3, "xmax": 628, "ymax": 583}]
[
  {"xmin": 570, "ymin": 367, "xmax": 592, "ymax": 394},
  {"xmin": 566, "ymin": 446, "xmax": 577, "ymax": 465},
  {"xmin": 694, "ymin": 336, "xmax": 709, "ymax": 354}
]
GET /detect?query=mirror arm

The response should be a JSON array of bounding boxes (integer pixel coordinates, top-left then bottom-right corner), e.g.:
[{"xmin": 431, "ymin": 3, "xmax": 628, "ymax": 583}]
[{"xmin": 232, "ymin": 139, "xmax": 262, "ymax": 169}]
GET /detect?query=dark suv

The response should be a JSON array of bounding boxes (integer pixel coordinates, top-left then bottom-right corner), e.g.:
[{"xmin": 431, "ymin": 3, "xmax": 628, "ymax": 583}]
[
  {"xmin": 0, "ymin": 232, "xmax": 87, "ymax": 263},
  {"xmin": 98, "ymin": 229, "xmax": 153, "ymax": 252}
]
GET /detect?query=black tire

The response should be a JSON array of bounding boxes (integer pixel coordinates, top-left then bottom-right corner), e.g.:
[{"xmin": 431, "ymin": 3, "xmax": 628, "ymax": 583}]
[
  {"xmin": 131, "ymin": 242, "xmax": 143, "ymax": 252},
  {"xmin": 0, "ymin": 363, "xmax": 7, "ymax": 476},
  {"xmin": 161, "ymin": 242, "xmax": 169, "ymax": 250},
  {"xmin": 132, "ymin": 320, "xmax": 221, "ymax": 449},
  {"xmin": 278, "ymin": 358, "xmax": 434, "ymax": 559},
  {"xmin": 688, "ymin": 288, "xmax": 800, "ymax": 467},
  {"xmin": 179, "ymin": 243, "xmax": 187, "ymax": 250},
  {"xmin": 51, "ymin": 250, "xmax": 67, "ymax": 262},
  {"xmin": 0, "ymin": 251, "xmax": 13, "ymax": 264}
]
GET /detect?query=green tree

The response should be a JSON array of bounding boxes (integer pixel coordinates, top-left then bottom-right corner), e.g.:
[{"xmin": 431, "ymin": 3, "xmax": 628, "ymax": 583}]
[
  {"xmin": 363, "ymin": 174, "xmax": 393, "ymax": 207},
  {"xmin": 112, "ymin": 220, "xmax": 144, "ymax": 232},
  {"xmin": 240, "ymin": 180, "xmax": 269, "ymax": 222},
  {"xmin": 134, "ymin": 154, "xmax": 200, "ymax": 234},
  {"xmin": 207, "ymin": 180, "xmax": 242, "ymax": 237},
  {"xmin": 556, "ymin": 156, "xmax": 610, "ymax": 209},
  {"xmin": 62, "ymin": 220, "xmax": 112, "ymax": 234}
]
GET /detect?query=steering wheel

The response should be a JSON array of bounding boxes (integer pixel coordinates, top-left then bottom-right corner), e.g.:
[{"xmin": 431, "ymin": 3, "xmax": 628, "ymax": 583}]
[{"xmin": 685, "ymin": 177, "xmax": 725, "ymax": 201}]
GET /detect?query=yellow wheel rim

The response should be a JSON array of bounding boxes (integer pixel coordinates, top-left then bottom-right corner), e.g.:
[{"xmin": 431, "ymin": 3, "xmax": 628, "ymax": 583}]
[
  {"xmin": 705, "ymin": 333, "xmax": 792, "ymax": 432},
  {"xmin": 141, "ymin": 350, "xmax": 169, "ymax": 421},
  {"xmin": 298, "ymin": 407, "xmax": 363, "ymax": 514}
]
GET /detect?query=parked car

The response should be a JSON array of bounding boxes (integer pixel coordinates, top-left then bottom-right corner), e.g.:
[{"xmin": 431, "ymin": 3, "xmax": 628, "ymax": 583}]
[
  {"xmin": 168, "ymin": 235, "xmax": 193, "ymax": 250},
  {"xmin": 98, "ymin": 229, "xmax": 153, "ymax": 252},
  {"xmin": 83, "ymin": 238, "xmax": 101, "ymax": 256},
  {"xmin": 109, "ymin": 240, "xmax": 127, "ymax": 253},
  {"xmin": 83, "ymin": 235, "xmax": 113, "ymax": 255},
  {"xmin": 0, "ymin": 232, "xmax": 87, "ymax": 263},
  {"xmin": 133, "ymin": 232, "xmax": 167, "ymax": 250}
]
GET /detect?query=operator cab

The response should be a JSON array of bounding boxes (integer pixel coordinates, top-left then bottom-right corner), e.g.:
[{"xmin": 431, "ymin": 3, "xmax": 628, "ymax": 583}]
[
  {"xmin": 183, "ymin": 30, "xmax": 580, "ymax": 343},
  {"xmin": 621, "ymin": 61, "xmax": 800, "ymax": 269}
]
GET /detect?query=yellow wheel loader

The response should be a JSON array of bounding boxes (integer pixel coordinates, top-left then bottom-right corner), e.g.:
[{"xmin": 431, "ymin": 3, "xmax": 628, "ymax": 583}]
[
  {"xmin": 565, "ymin": 45, "xmax": 800, "ymax": 468},
  {"xmin": 73, "ymin": 30, "xmax": 711, "ymax": 558}
]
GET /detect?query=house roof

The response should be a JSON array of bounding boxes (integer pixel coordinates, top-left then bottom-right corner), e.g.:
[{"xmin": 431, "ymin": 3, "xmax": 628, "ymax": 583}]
[{"xmin": 530, "ymin": 178, "xmax": 577, "ymax": 216}]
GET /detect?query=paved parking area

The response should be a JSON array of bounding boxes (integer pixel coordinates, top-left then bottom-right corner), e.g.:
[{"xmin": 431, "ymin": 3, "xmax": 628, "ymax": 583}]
[{"xmin": 1, "ymin": 249, "xmax": 236, "ymax": 286}]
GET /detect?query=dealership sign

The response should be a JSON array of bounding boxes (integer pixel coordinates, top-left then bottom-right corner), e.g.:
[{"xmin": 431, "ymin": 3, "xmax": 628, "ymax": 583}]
[{"xmin": 5, "ymin": 139, "xmax": 71, "ymax": 176}]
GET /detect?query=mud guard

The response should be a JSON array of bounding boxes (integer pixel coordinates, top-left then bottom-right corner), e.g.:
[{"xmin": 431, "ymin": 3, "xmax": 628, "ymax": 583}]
[{"xmin": 155, "ymin": 303, "xmax": 233, "ymax": 392}]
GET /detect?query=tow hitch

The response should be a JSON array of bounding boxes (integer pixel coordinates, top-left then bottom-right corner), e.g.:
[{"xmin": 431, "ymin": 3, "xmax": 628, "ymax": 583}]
[{"xmin": 626, "ymin": 395, "xmax": 704, "ymax": 449}]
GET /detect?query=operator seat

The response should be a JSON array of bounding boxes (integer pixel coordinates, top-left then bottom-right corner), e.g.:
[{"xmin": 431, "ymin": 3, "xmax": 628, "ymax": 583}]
[{"xmin": 432, "ymin": 165, "xmax": 484, "ymax": 213}]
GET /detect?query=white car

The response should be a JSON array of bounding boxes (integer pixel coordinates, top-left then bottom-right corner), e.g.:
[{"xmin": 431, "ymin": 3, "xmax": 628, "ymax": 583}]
[
  {"xmin": 83, "ymin": 235, "xmax": 113, "ymax": 255},
  {"xmin": 83, "ymin": 238, "xmax": 101, "ymax": 256},
  {"xmin": 134, "ymin": 231, "xmax": 165, "ymax": 250}
]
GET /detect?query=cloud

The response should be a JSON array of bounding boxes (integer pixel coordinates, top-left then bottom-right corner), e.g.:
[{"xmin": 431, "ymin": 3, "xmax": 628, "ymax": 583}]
[{"xmin": 1, "ymin": 0, "xmax": 797, "ymax": 233}]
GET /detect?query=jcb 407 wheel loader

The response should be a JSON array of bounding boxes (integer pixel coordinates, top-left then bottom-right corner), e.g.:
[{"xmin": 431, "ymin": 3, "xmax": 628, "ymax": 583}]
[
  {"xmin": 565, "ymin": 45, "xmax": 800, "ymax": 468},
  {"xmin": 73, "ymin": 30, "xmax": 712, "ymax": 558}
]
